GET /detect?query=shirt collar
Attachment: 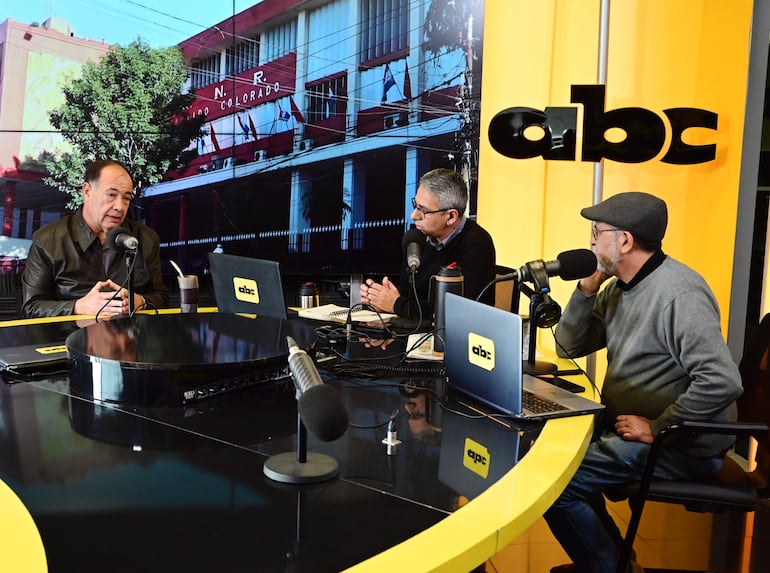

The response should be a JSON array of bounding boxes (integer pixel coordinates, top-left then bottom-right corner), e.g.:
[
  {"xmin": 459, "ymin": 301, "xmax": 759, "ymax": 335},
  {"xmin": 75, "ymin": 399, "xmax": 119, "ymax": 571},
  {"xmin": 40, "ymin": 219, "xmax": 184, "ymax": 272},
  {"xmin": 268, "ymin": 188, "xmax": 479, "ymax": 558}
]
[
  {"xmin": 616, "ymin": 249, "xmax": 667, "ymax": 291},
  {"xmin": 74, "ymin": 209, "xmax": 101, "ymax": 252}
]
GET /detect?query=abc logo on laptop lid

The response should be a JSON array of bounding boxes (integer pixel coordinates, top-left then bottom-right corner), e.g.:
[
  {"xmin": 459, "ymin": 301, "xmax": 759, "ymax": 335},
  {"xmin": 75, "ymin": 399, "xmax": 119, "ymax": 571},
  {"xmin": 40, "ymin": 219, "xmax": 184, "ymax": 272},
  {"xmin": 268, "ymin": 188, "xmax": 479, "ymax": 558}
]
[
  {"xmin": 233, "ymin": 277, "xmax": 260, "ymax": 304},
  {"xmin": 468, "ymin": 332, "xmax": 495, "ymax": 371}
]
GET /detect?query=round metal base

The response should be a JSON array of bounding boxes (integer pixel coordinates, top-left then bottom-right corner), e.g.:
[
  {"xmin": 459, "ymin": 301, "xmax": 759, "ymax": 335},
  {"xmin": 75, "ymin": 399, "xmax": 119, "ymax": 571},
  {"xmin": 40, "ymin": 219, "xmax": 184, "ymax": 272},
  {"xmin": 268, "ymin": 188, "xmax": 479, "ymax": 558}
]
[{"xmin": 263, "ymin": 452, "xmax": 339, "ymax": 484}]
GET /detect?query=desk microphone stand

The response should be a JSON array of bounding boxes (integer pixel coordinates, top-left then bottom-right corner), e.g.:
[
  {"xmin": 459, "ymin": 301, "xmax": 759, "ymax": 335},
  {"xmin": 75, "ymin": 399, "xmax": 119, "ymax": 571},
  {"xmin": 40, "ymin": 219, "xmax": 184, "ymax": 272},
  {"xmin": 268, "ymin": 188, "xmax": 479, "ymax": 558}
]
[
  {"xmin": 124, "ymin": 249, "xmax": 137, "ymax": 315},
  {"xmin": 516, "ymin": 282, "xmax": 558, "ymax": 375},
  {"xmin": 263, "ymin": 414, "xmax": 339, "ymax": 484}
]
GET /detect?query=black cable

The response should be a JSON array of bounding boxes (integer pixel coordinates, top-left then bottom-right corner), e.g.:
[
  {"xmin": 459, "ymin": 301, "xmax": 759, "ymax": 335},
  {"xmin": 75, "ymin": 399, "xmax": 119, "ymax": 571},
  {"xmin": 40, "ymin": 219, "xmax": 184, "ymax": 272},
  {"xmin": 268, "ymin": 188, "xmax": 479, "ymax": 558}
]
[
  {"xmin": 549, "ymin": 325, "xmax": 602, "ymax": 399},
  {"xmin": 95, "ymin": 252, "xmax": 138, "ymax": 323}
]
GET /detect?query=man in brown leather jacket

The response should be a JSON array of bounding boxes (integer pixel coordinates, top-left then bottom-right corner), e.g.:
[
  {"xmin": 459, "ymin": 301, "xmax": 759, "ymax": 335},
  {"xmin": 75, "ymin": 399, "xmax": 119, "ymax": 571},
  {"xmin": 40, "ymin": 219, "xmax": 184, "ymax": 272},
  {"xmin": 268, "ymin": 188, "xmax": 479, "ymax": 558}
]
[{"xmin": 21, "ymin": 160, "xmax": 168, "ymax": 318}]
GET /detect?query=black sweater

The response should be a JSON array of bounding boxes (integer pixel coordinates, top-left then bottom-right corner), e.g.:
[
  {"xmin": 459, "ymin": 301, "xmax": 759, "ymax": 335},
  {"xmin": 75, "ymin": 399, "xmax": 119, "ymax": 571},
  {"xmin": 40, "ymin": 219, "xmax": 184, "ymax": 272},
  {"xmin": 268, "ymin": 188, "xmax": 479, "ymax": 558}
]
[{"xmin": 394, "ymin": 219, "xmax": 496, "ymax": 318}]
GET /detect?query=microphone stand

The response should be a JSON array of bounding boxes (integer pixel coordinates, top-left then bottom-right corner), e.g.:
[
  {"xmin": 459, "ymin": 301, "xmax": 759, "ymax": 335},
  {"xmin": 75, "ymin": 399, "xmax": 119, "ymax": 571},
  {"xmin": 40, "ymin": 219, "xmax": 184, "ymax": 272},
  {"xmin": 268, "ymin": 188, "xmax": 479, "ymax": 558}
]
[
  {"xmin": 124, "ymin": 249, "xmax": 137, "ymax": 315},
  {"xmin": 517, "ymin": 282, "xmax": 558, "ymax": 375},
  {"xmin": 263, "ymin": 413, "xmax": 339, "ymax": 484}
]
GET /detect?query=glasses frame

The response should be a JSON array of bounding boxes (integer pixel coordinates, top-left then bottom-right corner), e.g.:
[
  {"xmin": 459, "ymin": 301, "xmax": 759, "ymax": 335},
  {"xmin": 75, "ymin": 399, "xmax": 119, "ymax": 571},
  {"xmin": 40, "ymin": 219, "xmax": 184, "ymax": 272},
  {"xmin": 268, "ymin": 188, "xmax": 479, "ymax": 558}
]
[
  {"xmin": 411, "ymin": 197, "xmax": 454, "ymax": 217},
  {"xmin": 591, "ymin": 224, "xmax": 622, "ymax": 240}
]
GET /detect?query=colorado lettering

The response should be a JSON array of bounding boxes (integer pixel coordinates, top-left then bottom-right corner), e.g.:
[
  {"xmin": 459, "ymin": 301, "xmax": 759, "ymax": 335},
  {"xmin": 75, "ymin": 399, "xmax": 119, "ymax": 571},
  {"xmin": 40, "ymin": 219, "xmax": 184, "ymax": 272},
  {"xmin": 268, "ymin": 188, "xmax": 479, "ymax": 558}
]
[{"xmin": 488, "ymin": 84, "xmax": 717, "ymax": 165}]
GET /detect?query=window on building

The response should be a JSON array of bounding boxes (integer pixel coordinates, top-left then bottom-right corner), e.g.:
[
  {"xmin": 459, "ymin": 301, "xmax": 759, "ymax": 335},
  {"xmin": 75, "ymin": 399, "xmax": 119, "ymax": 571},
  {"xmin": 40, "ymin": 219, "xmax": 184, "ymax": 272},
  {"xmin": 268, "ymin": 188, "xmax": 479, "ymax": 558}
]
[
  {"xmin": 360, "ymin": 0, "xmax": 409, "ymax": 63},
  {"xmin": 226, "ymin": 36, "xmax": 259, "ymax": 76},
  {"xmin": 262, "ymin": 20, "xmax": 297, "ymax": 63},
  {"xmin": 190, "ymin": 53, "xmax": 220, "ymax": 90},
  {"xmin": 306, "ymin": 74, "xmax": 348, "ymax": 124}
]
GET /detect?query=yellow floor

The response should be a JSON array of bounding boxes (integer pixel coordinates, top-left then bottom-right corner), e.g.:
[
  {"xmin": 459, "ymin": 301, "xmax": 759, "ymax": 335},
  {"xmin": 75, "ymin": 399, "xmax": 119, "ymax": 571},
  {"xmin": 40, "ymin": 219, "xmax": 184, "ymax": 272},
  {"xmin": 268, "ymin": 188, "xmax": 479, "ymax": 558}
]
[{"xmin": 484, "ymin": 499, "xmax": 733, "ymax": 572}]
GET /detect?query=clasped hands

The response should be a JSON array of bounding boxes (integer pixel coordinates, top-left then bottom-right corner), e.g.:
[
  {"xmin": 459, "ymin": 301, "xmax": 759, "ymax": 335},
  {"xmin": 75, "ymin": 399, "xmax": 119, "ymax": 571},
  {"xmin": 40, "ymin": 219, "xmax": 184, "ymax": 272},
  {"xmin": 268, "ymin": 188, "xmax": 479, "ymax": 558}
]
[
  {"xmin": 360, "ymin": 277, "xmax": 400, "ymax": 314},
  {"xmin": 74, "ymin": 279, "xmax": 138, "ymax": 317}
]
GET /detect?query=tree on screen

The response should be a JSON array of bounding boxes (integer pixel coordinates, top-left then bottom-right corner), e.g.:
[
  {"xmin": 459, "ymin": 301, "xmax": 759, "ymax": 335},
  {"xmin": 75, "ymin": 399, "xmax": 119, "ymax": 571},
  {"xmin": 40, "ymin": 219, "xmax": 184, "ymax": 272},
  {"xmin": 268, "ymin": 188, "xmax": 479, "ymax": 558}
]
[
  {"xmin": 45, "ymin": 40, "xmax": 204, "ymax": 208},
  {"xmin": 424, "ymin": 0, "xmax": 484, "ymax": 209}
]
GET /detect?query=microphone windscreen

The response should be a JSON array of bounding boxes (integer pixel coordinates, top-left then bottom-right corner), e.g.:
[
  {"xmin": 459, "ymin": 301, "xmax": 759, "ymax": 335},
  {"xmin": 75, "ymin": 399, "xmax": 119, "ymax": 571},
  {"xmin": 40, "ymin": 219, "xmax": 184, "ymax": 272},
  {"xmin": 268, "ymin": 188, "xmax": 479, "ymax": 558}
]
[
  {"xmin": 106, "ymin": 226, "xmax": 131, "ymax": 250},
  {"xmin": 402, "ymin": 227, "xmax": 425, "ymax": 249},
  {"xmin": 557, "ymin": 249, "xmax": 597, "ymax": 280},
  {"xmin": 297, "ymin": 384, "xmax": 349, "ymax": 442}
]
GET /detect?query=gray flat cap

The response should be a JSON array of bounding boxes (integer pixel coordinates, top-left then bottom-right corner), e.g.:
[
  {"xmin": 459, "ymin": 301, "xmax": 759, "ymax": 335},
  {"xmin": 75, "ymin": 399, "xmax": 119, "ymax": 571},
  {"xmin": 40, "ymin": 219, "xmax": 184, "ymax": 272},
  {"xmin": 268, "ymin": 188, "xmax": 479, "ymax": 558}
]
[{"xmin": 581, "ymin": 192, "xmax": 668, "ymax": 243}]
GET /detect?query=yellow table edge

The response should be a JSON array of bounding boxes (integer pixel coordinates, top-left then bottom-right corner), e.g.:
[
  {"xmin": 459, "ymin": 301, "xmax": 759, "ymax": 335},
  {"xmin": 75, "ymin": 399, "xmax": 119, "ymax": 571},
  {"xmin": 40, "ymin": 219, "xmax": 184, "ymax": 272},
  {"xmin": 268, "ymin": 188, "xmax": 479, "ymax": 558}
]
[
  {"xmin": 342, "ymin": 414, "xmax": 594, "ymax": 572},
  {"xmin": 0, "ymin": 478, "xmax": 48, "ymax": 572}
]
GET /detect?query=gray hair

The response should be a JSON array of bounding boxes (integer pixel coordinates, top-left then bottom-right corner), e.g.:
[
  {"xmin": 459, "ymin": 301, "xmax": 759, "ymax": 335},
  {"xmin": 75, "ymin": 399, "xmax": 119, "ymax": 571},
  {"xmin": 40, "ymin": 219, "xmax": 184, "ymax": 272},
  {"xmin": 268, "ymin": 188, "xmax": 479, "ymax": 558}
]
[{"xmin": 418, "ymin": 168, "xmax": 468, "ymax": 212}]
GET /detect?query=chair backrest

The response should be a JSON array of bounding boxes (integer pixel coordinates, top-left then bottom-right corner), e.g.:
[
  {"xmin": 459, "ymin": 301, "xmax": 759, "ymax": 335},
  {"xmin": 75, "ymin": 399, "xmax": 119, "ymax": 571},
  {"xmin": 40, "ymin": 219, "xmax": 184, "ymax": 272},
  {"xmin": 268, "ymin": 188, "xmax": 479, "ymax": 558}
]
[
  {"xmin": 494, "ymin": 265, "xmax": 517, "ymax": 312},
  {"xmin": 737, "ymin": 313, "xmax": 770, "ymax": 491}
]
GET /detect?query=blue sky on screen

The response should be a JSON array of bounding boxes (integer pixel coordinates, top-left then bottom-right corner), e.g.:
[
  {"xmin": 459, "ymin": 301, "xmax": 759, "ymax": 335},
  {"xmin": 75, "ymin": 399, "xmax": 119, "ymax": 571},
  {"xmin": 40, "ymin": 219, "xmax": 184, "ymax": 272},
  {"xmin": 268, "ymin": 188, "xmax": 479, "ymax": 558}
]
[{"xmin": 2, "ymin": 0, "xmax": 256, "ymax": 48}]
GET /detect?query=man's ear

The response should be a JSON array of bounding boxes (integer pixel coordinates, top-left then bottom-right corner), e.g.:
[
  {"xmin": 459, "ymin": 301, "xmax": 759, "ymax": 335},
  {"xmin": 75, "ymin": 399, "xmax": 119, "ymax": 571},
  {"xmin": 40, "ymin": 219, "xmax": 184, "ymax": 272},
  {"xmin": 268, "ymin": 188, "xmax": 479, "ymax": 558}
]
[
  {"xmin": 619, "ymin": 230, "xmax": 634, "ymax": 253},
  {"xmin": 82, "ymin": 181, "xmax": 91, "ymax": 200}
]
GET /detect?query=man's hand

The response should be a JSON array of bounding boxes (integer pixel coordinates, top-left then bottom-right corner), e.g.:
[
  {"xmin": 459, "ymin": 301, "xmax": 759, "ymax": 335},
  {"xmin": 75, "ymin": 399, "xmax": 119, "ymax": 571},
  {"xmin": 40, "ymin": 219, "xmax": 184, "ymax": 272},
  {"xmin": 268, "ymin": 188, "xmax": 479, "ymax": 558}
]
[
  {"xmin": 577, "ymin": 269, "xmax": 612, "ymax": 296},
  {"xmin": 614, "ymin": 415, "xmax": 654, "ymax": 444},
  {"xmin": 74, "ymin": 279, "xmax": 130, "ymax": 316},
  {"xmin": 360, "ymin": 276, "xmax": 400, "ymax": 313}
]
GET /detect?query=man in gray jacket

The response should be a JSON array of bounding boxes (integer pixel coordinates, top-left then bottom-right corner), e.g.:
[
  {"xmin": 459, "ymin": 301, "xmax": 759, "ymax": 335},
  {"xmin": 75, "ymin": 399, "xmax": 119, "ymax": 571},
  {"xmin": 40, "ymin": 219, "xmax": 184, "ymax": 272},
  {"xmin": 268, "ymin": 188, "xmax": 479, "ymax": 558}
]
[{"xmin": 545, "ymin": 192, "xmax": 742, "ymax": 573}]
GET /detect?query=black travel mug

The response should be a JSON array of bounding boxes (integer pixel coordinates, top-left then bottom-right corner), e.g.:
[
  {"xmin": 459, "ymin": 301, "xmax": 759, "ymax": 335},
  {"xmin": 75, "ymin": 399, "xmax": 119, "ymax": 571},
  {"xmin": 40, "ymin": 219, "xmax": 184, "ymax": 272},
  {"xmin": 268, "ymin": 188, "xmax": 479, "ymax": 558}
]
[{"xmin": 432, "ymin": 265, "xmax": 464, "ymax": 352}]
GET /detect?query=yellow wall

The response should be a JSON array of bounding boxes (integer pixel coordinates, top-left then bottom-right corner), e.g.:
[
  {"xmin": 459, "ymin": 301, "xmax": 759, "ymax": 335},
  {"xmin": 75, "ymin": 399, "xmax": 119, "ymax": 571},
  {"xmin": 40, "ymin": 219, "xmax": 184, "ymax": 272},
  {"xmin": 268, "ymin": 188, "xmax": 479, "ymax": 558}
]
[{"xmin": 478, "ymin": 0, "xmax": 755, "ymax": 338}]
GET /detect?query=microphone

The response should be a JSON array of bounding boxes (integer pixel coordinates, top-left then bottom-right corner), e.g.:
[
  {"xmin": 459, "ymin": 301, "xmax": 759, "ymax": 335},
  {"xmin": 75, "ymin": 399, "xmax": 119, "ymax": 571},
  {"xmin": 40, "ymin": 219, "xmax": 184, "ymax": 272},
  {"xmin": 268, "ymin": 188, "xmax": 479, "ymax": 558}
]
[
  {"xmin": 498, "ymin": 249, "xmax": 597, "ymax": 282},
  {"xmin": 286, "ymin": 336, "xmax": 348, "ymax": 442},
  {"xmin": 402, "ymin": 227, "xmax": 424, "ymax": 271},
  {"xmin": 106, "ymin": 227, "xmax": 139, "ymax": 251}
]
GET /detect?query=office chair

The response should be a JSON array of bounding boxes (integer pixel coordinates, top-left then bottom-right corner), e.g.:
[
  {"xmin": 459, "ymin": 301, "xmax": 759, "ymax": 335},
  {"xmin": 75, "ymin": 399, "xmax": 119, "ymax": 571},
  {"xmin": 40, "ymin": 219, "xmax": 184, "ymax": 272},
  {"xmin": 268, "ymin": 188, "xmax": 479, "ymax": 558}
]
[
  {"xmin": 606, "ymin": 313, "xmax": 770, "ymax": 573},
  {"xmin": 494, "ymin": 264, "xmax": 517, "ymax": 312}
]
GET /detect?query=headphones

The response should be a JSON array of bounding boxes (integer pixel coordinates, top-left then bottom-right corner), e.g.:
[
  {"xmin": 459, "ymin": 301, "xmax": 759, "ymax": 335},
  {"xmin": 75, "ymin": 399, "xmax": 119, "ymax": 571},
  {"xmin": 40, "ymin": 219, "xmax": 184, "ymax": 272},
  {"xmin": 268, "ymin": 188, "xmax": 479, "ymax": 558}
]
[
  {"xmin": 525, "ymin": 260, "xmax": 562, "ymax": 329},
  {"xmin": 530, "ymin": 292, "xmax": 562, "ymax": 329}
]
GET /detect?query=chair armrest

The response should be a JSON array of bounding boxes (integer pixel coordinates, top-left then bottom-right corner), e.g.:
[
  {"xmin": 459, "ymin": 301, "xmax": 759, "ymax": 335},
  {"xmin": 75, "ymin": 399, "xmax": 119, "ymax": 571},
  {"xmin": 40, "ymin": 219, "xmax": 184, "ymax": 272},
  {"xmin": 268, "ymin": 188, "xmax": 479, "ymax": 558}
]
[
  {"xmin": 657, "ymin": 420, "xmax": 769, "ymax": 441},
  {"xmin": 630, "ymin": 420, "xmax": 769, "ymax": 510}
]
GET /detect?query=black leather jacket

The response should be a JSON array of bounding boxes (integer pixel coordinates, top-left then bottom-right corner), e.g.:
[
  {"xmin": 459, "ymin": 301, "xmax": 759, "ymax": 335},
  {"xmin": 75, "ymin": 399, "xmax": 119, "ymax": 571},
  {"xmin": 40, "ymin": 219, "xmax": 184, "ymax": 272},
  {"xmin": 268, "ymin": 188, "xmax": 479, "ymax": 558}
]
[{"xmin": 21, "ymin": 210, "xmax": 168, "ymax": 318}]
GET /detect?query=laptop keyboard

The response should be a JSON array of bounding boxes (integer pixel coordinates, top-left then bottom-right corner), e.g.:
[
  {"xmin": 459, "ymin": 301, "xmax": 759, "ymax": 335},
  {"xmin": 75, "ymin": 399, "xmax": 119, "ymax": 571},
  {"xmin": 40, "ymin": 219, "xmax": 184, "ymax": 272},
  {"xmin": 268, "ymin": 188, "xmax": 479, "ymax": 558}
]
[{"xmin": 522, "ymin": 389, "xmax": 565, "ymax": 414}]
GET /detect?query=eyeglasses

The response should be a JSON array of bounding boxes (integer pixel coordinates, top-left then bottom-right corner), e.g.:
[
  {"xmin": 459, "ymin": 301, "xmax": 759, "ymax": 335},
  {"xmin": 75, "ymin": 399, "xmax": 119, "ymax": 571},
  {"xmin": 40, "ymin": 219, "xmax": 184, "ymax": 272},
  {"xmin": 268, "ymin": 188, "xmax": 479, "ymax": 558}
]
[
  {"xmin": 591, "ymin": 225, "xmax": 621, "ymax": 240},
  {"xmin": 411, "ymin": 197, "xmax": 453, "ymax": 217}
]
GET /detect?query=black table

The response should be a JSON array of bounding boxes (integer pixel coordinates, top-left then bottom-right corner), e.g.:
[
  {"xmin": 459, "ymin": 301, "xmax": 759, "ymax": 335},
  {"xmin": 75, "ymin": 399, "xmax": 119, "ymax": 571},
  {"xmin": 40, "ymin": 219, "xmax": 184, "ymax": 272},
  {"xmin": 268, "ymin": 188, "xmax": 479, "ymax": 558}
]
[{"xmin": 0, "ymin": 314, "xmax": 551, "ymax": 572}]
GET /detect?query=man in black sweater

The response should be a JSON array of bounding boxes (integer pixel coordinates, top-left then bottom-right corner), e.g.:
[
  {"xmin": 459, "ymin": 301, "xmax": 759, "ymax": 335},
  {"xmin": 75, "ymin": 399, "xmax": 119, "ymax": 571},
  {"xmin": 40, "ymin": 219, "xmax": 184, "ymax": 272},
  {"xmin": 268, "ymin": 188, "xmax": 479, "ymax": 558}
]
[{"xmin": 360, "ymin": 168, "xmax": 496, "ymax": 319}]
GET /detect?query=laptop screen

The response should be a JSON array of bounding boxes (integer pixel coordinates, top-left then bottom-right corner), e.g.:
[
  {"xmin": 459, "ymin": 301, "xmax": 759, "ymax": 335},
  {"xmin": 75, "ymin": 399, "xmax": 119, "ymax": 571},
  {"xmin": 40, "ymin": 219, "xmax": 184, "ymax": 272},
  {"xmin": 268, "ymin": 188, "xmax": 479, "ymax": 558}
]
[
  {"xmin": 444, "ymin": 293, "xmax": 605, "ymax": 421},
  {"xmin": 444, "ymin": 293, "xmax": 524, "ymax": 415},
  {"xmin": 208, "ymin": 253, "xmax": 287, "ymax": 319}
]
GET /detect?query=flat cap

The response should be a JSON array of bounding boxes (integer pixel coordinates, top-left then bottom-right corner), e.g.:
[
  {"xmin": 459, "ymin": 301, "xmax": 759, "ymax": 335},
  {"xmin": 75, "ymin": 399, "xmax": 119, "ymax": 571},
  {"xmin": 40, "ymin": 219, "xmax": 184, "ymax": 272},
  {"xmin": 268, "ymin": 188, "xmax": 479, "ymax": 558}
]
[{"xmin": 581, "ymin": 192, "xmax": 668, "ymax": 243}]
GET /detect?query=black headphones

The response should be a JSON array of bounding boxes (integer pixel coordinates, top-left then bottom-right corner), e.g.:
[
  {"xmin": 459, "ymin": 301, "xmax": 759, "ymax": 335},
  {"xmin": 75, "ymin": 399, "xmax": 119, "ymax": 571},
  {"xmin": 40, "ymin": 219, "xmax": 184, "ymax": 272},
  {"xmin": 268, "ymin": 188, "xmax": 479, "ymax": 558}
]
[
  {"xmin": 530, "ymin": 292, "xmax": 562, "ymax": 329},
  {"xmin": 525, "ymin": 260, "xmax": 562, "ymax": 328}
]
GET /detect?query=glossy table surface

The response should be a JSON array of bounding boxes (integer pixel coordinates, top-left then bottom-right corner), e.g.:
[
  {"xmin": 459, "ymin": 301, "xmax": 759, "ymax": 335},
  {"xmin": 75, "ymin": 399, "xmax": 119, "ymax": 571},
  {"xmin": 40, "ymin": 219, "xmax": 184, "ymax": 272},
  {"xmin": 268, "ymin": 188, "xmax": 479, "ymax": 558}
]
[{"xmin": 0, "ymin": 314, "xmax": 595, "ymax": 572}]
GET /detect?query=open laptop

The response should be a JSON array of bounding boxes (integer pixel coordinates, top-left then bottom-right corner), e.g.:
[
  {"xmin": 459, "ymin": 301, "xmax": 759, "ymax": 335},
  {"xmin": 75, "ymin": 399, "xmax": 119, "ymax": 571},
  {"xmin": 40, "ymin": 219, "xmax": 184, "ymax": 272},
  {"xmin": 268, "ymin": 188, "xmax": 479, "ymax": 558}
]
[
  {"xmin": 443, "ymin": 293, "xmax": 605, "ymax": 421},
  {"xmin": 208, "ymin": 253, "xmax": 287, "ymax": 319}
]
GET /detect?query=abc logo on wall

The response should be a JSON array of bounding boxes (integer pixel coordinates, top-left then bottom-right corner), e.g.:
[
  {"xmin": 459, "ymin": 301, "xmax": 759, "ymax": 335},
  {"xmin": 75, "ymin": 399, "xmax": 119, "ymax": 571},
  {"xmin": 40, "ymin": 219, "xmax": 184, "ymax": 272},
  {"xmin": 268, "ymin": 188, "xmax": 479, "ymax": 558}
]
[{"xmin": 488, "ymin": 84, "xmax": 717, "ymax": 165}]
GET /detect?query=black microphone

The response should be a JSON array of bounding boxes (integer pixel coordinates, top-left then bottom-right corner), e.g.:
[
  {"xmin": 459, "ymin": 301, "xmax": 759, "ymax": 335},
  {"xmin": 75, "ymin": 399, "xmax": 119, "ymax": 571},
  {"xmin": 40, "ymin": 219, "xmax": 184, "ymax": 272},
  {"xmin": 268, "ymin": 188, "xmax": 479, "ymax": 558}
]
[
  {"xmin": 106, "ymin": 227, "xmax": 139, "ymax": 251},
  {"xmin": 499, "ymin": 249, "xmax": 597, "ymax": 282},
  {"xmin": 286, "ymin": 336, "xmax": 348, "ymax": 442},
  {"xmin": 402, "ymin": 227, "xmax": 424, "ymax": 271}
]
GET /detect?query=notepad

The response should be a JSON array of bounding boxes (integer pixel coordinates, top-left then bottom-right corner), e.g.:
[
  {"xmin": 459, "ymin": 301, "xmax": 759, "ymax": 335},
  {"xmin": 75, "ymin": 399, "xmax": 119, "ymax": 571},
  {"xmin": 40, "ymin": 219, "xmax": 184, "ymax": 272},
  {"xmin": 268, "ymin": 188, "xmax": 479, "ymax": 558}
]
[{"xmin": 297, "ymin": 303, "xmax": 396, "ymax": 324}]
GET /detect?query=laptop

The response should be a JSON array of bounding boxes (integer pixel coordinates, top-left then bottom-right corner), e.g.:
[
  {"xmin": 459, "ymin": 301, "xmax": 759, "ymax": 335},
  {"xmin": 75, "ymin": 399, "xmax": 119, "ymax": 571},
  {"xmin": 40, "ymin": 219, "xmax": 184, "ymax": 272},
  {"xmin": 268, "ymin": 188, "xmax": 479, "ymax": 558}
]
[
  {"xmin": 443, "ymin": 293, "xmax": 605, "ymax": 421},
  {"xmin": 0, "ymin": 342, "xmax": 69, "ymax": 378},
  {"xmin": 208, "ymin": 253, "xmax": 287, "ymax": 319}
]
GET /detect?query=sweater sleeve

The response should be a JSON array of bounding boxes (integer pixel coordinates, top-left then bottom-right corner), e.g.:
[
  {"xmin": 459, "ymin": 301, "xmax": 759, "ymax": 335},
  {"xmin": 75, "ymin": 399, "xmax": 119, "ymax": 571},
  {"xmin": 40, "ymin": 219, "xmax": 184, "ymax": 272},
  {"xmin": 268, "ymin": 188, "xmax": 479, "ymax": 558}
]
[{"xmin": 554, "ymin": 285, "xmax": 608, "ymax": 358}]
